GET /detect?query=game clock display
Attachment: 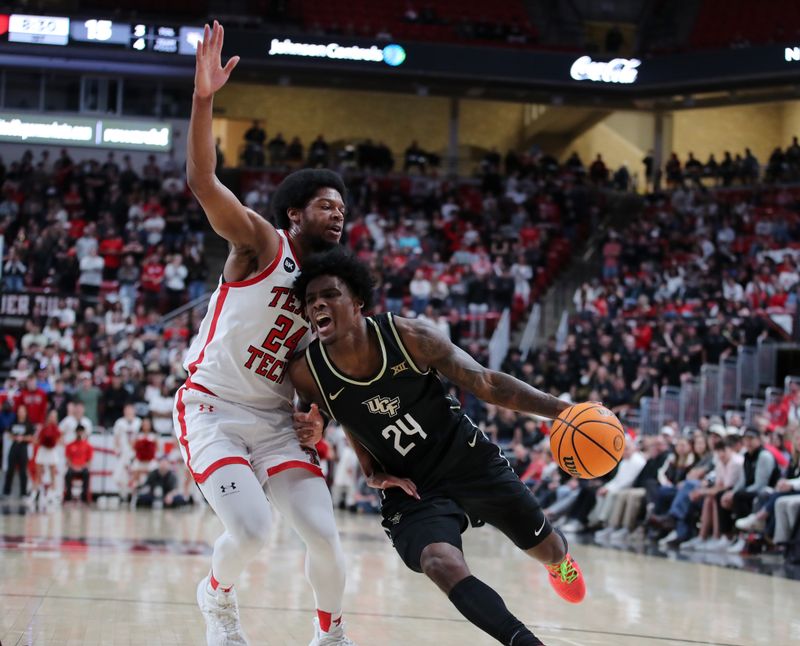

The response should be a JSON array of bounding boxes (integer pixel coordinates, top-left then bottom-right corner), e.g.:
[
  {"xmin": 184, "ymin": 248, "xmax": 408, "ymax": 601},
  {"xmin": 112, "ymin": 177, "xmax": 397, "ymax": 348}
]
[{"xmin": 5, "ymin": 14, "xmax": 202, "ymax": 55}]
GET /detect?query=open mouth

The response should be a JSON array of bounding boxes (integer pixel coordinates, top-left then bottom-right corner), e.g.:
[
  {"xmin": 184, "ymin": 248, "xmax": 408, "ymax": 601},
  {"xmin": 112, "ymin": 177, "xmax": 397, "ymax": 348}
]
[
  {"xmin": 327, "ymin": 225, "xmax": 343, "ymax": 237},
  {"xmin": 315, "ymin": 312, "xmax": 333, "ymax": 334}
]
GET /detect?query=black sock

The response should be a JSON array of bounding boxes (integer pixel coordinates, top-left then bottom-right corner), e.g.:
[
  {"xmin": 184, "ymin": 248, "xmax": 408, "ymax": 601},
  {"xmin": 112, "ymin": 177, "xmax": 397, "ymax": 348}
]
[
  {"xmin": 553, "ymin": 527, "xmax": 569, "ymax": 554},
  {"xmin": 447, "ymin": 576, "xmax": 543, "ymax": 645}
]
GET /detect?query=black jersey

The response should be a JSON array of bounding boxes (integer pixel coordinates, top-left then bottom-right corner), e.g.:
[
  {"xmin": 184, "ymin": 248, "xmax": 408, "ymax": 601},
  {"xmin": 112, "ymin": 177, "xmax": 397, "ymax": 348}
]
[{"xmin": 305, "ymin": 312, "xmax": 467, "ymax": 488}]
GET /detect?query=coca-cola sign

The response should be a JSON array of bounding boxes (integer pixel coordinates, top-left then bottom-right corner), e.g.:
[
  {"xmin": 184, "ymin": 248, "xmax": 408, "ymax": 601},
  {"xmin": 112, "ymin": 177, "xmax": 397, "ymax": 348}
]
[{"xmin": 570, "ymin": 56, "xmax": 641, "ymax": 84}]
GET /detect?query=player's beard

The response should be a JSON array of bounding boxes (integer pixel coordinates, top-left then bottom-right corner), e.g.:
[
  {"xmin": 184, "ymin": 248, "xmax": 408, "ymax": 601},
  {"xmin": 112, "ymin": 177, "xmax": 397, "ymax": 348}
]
[{"xmin": 308, "ymin": 234, "xmax": 337, "ymax": 253}]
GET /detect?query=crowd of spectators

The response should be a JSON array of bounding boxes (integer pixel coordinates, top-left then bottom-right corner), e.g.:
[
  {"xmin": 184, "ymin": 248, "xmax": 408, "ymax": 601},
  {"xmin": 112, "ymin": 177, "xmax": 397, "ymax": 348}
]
[
  {"xmin": 644, "ymin": 138, "xmax": 800, "ymax": 189},
  {"xmin": 0, "ymin": 148, "xmax": 209, "ymax": 314},
  {"xmin": 239, "ymin": 123, "xmax": 429, "ymax": 175},
  {"xmin": 0, "ymin": 142, "xmax": 604, "ymax": 514},
  {"xmin": 499, "ymin": 183, "xmax": 798, "ymax": 424},
  {"xmin": 526, "ymin": 414, "xmax": 800, "ymax": 561},
  {"xmin": 2, "ymin": 139, "xmax": 798, "ymax": 565}
]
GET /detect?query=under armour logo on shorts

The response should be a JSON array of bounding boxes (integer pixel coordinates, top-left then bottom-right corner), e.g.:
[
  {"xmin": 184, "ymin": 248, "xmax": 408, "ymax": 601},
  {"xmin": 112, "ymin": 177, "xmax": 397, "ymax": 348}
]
[
  {"xmin": 220, "ymin": 482, "xmax": 237, "ymax": 495},
  {"xmin": 198, "ymin": 404, "xmax": 215, "ymax": 413}
]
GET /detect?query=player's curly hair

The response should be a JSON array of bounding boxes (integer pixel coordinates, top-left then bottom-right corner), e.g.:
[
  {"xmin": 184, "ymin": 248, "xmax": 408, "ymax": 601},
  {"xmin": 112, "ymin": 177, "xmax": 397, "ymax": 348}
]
[
  {"xmin": 271, "ymin": 169, "xmax": 347, "ymax": 229},
  {"xmin": 293, "ymin": 247, "xmax": 374, "ymax": 311}
]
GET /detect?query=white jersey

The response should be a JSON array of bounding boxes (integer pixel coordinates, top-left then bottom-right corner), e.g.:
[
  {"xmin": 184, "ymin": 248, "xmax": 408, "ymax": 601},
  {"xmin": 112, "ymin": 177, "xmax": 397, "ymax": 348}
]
[{"xmin": 183, "ymin": 229, "xmax": 309, "ymax": 411}]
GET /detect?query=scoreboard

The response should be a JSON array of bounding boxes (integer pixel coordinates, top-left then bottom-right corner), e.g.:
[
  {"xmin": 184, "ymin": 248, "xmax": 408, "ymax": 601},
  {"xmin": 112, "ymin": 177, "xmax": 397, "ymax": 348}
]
[{"xmin": 4, "ymin": 13, "xmax": 203, "ymax": 56}]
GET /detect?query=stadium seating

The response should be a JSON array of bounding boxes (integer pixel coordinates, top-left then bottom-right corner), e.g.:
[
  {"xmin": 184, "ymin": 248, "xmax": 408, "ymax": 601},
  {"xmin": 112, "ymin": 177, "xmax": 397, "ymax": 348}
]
[{"xmin": 690, "ymin": 0, "xmax": 800, "ymax": 50}]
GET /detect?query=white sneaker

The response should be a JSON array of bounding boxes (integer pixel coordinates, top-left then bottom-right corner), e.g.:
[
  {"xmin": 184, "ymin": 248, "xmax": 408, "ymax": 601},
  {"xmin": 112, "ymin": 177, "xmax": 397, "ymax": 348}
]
[
  {"xmin": 677, "ymin": 535, "xmax": 703, "ymax": 551},
  {"xmin": 702, "ymin": 537, "xmax": 731, "ymax": 551},
  {"xmin": 658, "ymin": 530, "xmax": 679, "ymax": 547},
  {"xmin": 308, "ymin": 617, "xmax": 356, "ymax": 646},
  {"xmin": 196, "ymin": 576, "xmax": 249, "ymax": 646},
  {"xmin": 735, "ymin": 513, "xmax": 765, "ymax": 532},
  {"xmin": 560, "ymin": 519, "xmax": 585, "ymax": 533},
  {"xmin": 726, "ymin": 537, "xmax": 746, "ymax": 554},
  {"xmin": 594, "ymin": 527, "xmax": 614, "ymax": 542},
  {"xmin": 610, "ymin": 528, "xmax": 629, "ymax": 542}
]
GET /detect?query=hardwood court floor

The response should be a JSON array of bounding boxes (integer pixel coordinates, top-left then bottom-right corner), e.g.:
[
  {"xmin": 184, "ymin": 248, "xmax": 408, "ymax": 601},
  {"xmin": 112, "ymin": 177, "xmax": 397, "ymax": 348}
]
[{"xmin": 1, "ymin": 503, "xmax": 798, "ymax": 646}]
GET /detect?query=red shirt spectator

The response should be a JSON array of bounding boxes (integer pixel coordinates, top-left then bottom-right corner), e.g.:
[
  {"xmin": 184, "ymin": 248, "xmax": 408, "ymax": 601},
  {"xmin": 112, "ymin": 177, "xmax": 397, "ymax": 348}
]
[
  {"xmin": 768, "ymin": 291, "xmax": 788, "ymax": 308},
  {"xmin": 99, "ymin": 234, "xmax": 125, "ymax": 271},
  {"xmin": 66, "ymin": 436, "xmax": 94, "ymax": 469},
  {"xmin": 142, "ymin": 195, "xmax": 165, "ymax": 218},
  {"xmin": 68, "ymin": 217, "xmax": 86, "ymax": 241},
  {"xmin": 347, "ymin": 218, "xmax": 370, "ymax": 250},
  {"xmin": 141, "ymin": 257, "xmax": 165, "ymax": 293},
  {"xmin": 15, "ymin": 378, "xmax": 48, "ymax": 424},
  {"xmin": 519, "ymin": 225, "xmax": 540, "ymax": 247},
  {"xmin": 633, "ymin": 322, "xmax": 653, "ymax": 350}
]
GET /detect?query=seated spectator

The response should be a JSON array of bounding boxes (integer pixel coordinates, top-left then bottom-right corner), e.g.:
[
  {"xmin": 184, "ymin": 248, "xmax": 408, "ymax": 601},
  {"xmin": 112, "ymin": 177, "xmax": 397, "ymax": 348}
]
[
  {"xmin": 669, "ymin": 436, "xmax": 744, "ymax": 550},
  {"xmin": 594, "ymin": 434, "xmax": 670, "ymax": 542},
  {"xmin": 736, "ymin": 425, "xmax": 800, "ymax": 546},
  {"xmin": 134, "ymin": 457, "xmax": 187, "ymax": 508},
  {"xmin": 720, "ymin": 428, "xmax": 779, "ymax": 552},
  {"xmin": 130, "ymin": 419, "xmax": 159, "ymax": 493},
  {"xmin": 64, "ymin": 425, "xmax": 93, "ymax": 503},
  {"xmin": 559, "ymin": 437, "xmax": 645, "ymax": 533}
]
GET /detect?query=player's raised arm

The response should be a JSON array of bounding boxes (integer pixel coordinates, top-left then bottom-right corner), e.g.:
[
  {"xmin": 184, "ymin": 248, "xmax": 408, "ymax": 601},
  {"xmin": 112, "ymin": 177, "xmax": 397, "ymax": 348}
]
[
  {"xmin": 188, "ymin": 21, "xmax": 278, "ymax": 260},
  {"xmin": 397, "ymin": 317, "xmax": 569, "ymax": 419}
]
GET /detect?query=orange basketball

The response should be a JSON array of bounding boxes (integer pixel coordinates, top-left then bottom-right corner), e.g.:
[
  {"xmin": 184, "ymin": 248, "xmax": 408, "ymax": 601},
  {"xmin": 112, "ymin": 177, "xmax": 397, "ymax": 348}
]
[{"xmin": 549, "ymin": 402, "xmax": 625, "ymax": 478}]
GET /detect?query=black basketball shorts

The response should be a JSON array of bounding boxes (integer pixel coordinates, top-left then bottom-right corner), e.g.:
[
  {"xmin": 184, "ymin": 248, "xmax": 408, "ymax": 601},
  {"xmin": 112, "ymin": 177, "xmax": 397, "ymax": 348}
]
[{"xmin": 379, "ymin": 429, "xmax": 552, "ymax": 573}]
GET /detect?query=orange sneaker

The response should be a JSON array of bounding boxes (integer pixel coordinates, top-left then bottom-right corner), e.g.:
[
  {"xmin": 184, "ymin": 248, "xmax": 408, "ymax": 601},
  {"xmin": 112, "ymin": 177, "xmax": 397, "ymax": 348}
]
[{"xmin": 545, "ymin": 553, "xmax": 586, "ymax": 603}]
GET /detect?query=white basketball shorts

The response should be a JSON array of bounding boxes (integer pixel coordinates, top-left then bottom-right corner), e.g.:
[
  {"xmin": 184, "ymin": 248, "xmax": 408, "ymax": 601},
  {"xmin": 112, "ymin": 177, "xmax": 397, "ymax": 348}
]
[{"xmin": 173, "ymin": 381, "xmax": 323, "ymax": 486}]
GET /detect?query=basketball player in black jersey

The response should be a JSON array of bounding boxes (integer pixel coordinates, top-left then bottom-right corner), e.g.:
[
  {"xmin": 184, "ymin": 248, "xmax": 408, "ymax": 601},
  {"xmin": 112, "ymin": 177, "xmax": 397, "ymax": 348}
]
[{"xmin": 288, "ymin": 249, "xmax": 587, "ymax": 646}]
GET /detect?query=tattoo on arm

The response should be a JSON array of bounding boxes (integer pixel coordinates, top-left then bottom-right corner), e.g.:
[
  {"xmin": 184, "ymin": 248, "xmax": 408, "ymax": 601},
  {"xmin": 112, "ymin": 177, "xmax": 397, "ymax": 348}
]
[{"xmin": 408, "ymin": 319, "xmax": 568, "ymax": 419}]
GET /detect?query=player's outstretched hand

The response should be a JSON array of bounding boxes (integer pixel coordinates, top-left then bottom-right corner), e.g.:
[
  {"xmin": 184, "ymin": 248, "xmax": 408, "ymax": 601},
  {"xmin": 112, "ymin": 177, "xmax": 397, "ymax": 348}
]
[
  {"xmin": 293, "ymin": 403, "xmax": 324, "ymax": 447},
  {"xmin": 367, "ymin": 472, "xmax": 420, "ymax": 500},
  {"xmin": 195, "ymin": 20, "xmax": 240, "ymax": 99}
]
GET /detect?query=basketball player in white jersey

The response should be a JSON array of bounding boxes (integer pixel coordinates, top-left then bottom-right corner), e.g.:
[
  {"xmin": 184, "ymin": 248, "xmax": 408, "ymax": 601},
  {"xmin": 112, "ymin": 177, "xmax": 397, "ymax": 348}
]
[{"xmin": 174, "ymin": 21, "xmax": 354, "ymax": 646}]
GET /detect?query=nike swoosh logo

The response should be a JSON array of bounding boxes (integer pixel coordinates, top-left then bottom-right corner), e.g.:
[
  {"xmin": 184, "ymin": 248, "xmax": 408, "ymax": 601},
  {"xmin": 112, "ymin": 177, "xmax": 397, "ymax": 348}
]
[
  {"xmin": 534, "ymin": 517, "xmax": 547, "ymax": 536},
  {"xmin": 329, "ymin": 387, "xmax": 345, "ymax": 401},
  {"xmin": 467, "ymin": 431, "xmax": 478, "ymax": 448}
]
